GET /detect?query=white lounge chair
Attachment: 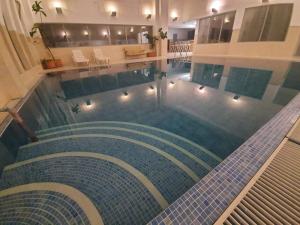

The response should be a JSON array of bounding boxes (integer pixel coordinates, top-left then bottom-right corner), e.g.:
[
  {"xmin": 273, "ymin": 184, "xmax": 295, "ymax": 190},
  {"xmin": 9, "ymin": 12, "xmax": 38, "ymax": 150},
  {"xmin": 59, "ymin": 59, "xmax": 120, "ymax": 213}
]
[
  {"xmin": 93, "ymin": 48, "xmax": 110, "ymax": 66},
  {"xmin": 72, "ymin": 49, "xmax": 89, "ymax": 66}
]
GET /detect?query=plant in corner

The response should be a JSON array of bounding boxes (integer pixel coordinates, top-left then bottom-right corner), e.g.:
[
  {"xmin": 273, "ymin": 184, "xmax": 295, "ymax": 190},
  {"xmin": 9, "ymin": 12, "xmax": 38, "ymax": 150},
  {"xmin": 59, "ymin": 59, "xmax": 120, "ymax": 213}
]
[
  {"xmin": 143, "ymin": 27, "xmax": 167, "ymax": 56},
  {"xmin": 30, "ymin": 1, "xmax": 63, "ymax": 69}
]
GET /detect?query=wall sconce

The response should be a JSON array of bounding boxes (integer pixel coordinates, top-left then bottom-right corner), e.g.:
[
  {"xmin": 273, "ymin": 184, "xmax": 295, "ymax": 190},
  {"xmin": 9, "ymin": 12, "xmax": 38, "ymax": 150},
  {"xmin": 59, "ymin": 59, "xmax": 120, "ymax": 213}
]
[
  {"xmin": 224, "ymin": 17, "xmax": 230, "ymax": 23},
  {"xmin": 146, "ymin": 14, "xmax": 152, "ymax": 20},
  {"xmin": 212, "ymin": 8, "xmax": 218, "ymax": 13},
  {"xmin": 62, "ymin": 31, "xmax": 68, "ymax": 39},
  {"xmin": 111, "ymin": 11, "xmax": 117, "ymax": 17},
  {"xmin": 117, "ymin": 31, "xmax": 122, "ymax": 35},
  {"xmin": 102, "ymin": 31, "xmax": 108, "ymax": 37},
  {"xmin": 130, "ymin": 27, "xmax": 134, "ymax": 32},
  {"xmin": 53, "ymin": 1, "xmax": 63, "ymax": 15},
  {"xmin": 171, "ymin": 11, "xmax": 178, "ymax": 22},
  {"xmin": 56, "ymin": 7, "xmax": 63, "ymax": 15},
  {"xmin": 144, "ymin": 9, "xmax": 152, "ymax": 20},
  {"xmin": 83, "ymin": 30, "xmax": 89, "ymax": 36}
]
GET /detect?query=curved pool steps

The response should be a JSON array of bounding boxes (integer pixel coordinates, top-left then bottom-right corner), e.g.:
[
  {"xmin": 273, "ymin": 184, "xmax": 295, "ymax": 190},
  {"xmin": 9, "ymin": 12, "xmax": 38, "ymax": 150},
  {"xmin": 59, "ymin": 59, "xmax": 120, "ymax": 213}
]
[
  {"xmin": 36, "ymin": 121, "xmax": 222, "ymax": 165},
  {"xmin": 0, "ymin": 183, "xmax": 102, "ymax": 225},
  {"xmin": 1, "ymin": 153, "xmax": 164, "ymax": 225},
  {"xmin": 17, "ymin": 137, "xmax": 196, "ymax": 204},
  {"xmin": 36, "ymin": 127, "xmax": 213, "ymax": 174}
]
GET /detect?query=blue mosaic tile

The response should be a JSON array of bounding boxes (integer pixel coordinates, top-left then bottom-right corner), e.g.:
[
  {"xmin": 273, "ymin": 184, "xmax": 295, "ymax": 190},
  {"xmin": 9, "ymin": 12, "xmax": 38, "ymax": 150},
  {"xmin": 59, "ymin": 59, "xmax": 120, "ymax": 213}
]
[
  {"xmin": 0, "ymin": 157, "xmax": 162, "ymax": 225},
  {"xmin": 17, "ymin": 137, "xmax": 196, "ymax": 203},
  {"xmin": 36, "ymin": 121, "xmax": 221, "ymax": 167},
  {"xmin": 37, "ymin": 128, "xmax": 212, "ymax": 177},
  {"xmin": 148, "ymin": 93, "xmax": 300, "ymax": 225},
  {"xmin": 0, "ymin": 190, "xmax": 90, "ymax": 225}
]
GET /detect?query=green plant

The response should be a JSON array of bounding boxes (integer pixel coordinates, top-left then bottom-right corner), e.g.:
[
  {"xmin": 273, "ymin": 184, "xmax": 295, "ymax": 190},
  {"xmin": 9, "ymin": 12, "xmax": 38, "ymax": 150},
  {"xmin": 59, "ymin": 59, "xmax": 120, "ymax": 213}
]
[
  {"xmin": 158, "ymin": 28, "xmax": 168, "ymax": 40},
  {"xmin": 143, "ymin": 33, "xmax": 158, "ymax": 49},
  {"xmin": 30, "ymin": 1, "xmax": 55, "ymax": 62},
  {"xmin": 143, "ymin": 27, "xmax": 168, "ymax": 49}
]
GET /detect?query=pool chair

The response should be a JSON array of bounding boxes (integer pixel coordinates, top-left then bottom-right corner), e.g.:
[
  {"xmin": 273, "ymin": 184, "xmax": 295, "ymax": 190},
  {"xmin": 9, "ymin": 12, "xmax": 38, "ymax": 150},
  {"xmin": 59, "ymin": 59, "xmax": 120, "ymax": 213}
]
[
  {"xmin": 93, "ymin": 48, "xmax": 110, "ymax": 66},
  {"xmin": 72, "ymin": 49, "xmax": 89, "ymax": 66}
]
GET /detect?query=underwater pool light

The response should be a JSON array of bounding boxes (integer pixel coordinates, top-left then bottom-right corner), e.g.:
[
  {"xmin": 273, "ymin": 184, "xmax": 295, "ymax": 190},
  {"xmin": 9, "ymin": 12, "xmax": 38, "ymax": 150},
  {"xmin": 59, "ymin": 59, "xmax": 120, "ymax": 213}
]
[
  {"xmin": 82, "ymin": 99, "xmax": 96, "ymax": 111},
  {"xmin": 233, "ymin": 95, "xmax": 240, "ymax": 101}
]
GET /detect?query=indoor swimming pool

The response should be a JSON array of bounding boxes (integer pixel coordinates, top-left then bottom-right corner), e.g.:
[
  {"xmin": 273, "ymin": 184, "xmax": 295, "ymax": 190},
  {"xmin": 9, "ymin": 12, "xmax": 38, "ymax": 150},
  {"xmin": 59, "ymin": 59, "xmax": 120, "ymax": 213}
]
[{"xmin": 0, "ymin": 57, "xmax": 299, "ymax": 225}]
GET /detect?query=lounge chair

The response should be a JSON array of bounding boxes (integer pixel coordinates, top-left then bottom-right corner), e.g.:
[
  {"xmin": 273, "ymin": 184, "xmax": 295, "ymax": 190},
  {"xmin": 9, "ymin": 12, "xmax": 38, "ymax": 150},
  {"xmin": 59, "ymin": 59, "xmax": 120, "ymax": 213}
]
[
  {"xmin": 72, "ymin": 49, "xmax": 89, "ymax": 66},
  {"xmin": 93, "ymin": 48, "xmax": 110, "ymax": 66}
]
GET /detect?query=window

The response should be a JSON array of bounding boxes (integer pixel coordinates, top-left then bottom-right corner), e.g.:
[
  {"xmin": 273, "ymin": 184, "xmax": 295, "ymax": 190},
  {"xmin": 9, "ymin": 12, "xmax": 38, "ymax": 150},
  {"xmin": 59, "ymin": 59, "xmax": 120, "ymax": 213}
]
[
  {"xmin": 125, "ymin": 25, "xmax": 152, "ymax": 44},
  {"xmin": 38, "ymin": 23, "xmax": 152, "ymax": 48},
  {"xmin": 239, "ymin": 4, "xmax": 293, "ymax": 42},
  {"xmin": 192, "ymin": 63, "xmax": 224, "ymax": 88},
  {"xmin": 225, "ymin": 67, "xmax": 272, "ymax": 99},
  {"xmin": 197, "ymin": 11, "xmax": 235, "ymax": 44},
  {"xmin": 88, "ymin": 24, "xmax": 110, "ymax": 46},
  {"xmin": 110, "ymin": 25, "xmax": 126, "ymax": 45}
]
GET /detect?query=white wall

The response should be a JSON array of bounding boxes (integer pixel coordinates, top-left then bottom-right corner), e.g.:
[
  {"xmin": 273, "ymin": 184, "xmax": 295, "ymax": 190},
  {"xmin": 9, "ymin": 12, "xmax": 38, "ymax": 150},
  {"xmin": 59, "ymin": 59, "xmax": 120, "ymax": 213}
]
[
  {"xmin": 28, "ymin": 0, "xmax": 156, "ymax": 25},
  {"xmin": 179, "ymin": 0, "xmax": 300, "ymax": 28}
]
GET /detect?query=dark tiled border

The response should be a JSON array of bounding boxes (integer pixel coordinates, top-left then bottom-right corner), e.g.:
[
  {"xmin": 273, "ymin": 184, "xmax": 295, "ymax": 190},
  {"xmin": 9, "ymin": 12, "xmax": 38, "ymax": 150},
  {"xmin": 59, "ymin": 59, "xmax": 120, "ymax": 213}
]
[{"xmin": 148, "ymin": 93, "xmax": 300, "ymax": 225}]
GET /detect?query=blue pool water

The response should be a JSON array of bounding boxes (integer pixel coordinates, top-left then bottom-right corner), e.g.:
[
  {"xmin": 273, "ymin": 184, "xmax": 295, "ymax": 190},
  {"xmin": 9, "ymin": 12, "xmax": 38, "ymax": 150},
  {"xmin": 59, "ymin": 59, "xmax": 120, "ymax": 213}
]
[{"xmin": 0, "ymin": 58, "xmax": 299, "ymax": 225}]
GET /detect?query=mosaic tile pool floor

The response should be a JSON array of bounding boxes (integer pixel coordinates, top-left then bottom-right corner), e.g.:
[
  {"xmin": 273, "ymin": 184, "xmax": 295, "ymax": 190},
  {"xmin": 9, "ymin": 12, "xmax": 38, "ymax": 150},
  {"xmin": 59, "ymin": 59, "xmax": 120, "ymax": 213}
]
[
  {"xmin": 0, "ymin": 122, "xmax": 218, "ymax": 225},
  {"xmin": 1, "ymin": 58, "xmax": 299, "ymax": 225}
]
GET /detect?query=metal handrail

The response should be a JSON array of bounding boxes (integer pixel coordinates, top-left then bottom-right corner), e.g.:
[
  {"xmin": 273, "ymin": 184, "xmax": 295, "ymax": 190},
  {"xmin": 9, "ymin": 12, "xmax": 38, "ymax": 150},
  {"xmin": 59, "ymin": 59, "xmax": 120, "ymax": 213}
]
[{"xmin": 0, "ymin": 107, "xmax": 38, "ymax": 142}]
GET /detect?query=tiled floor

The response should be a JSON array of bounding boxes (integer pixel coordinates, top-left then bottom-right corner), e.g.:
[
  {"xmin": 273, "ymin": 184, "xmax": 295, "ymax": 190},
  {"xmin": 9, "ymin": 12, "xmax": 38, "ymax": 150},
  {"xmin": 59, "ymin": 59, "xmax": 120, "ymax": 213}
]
[{"xmin": 0, "ymin": 121, "xmax": 218, "ymax": 225}]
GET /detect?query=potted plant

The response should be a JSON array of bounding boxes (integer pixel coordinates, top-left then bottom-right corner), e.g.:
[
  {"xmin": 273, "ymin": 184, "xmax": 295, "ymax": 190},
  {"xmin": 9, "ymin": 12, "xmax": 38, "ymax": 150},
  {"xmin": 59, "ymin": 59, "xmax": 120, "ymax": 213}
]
[
  {"xmin": 30, "ymin": 1, "xmax": 63, "ymax": 69},
  {"xmin": 144, "ymin": 27, "xmax": 167, "ymax": 57}
]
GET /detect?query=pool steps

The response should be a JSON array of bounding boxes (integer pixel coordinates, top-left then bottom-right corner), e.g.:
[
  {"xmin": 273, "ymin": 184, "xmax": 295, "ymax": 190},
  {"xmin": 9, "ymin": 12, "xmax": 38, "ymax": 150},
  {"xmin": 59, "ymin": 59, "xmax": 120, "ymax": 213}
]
[
  {"xmin": 36, "ymin": 121, "xmax": 222, "ymax": 163},
  {"xmin": 1, "ymin": 155, "xmax": 162, "ymax": 225},
  {"xmin": 0, "ymin": 121, "xmax": 224, "ymax": 225},
  {"xmin": 0, "ymin": 183, "xmax": 102, "ymax": 225}
]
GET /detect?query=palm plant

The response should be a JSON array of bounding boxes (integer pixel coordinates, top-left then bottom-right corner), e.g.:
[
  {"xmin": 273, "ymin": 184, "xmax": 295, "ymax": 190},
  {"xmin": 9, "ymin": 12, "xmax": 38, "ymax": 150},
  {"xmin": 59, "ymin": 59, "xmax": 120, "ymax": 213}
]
[
  {"xmin": 144, "ymin": 27, "xmax": 168, "ymax": 49},
  {"xmin": 30, "ymin": 1, "xmax": 55, "ymax": 63}
]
